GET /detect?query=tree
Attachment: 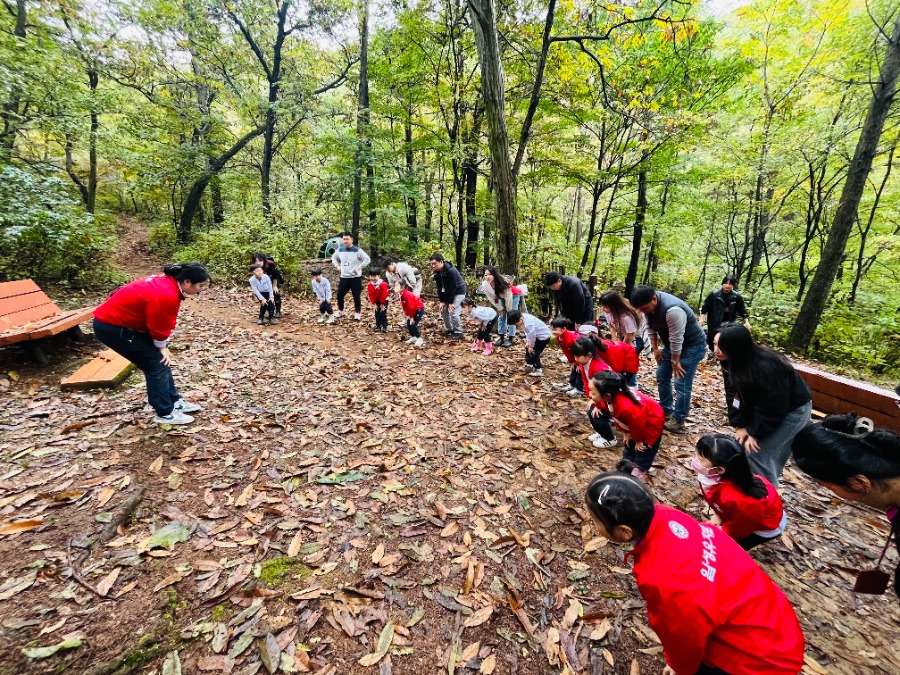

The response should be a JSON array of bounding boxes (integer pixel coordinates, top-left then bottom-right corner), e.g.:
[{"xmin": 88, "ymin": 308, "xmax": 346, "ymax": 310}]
[{"xmin": 789, "ymin": 14, "xmax": 900, "ymax": 352}]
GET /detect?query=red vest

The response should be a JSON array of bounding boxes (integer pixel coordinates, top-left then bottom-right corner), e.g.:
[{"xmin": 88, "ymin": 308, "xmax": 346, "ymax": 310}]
[
  {"xmin": 600, "ymin": 340, "xmax": 640, "ymax": 375},
  {"xmin": 400, "ymin": 289, "xmax": 424, "ymax": 318},
  {"xmin": 702, "ymin": 478, "xmax": 785, "ymax": 541},
  {"xmin": 93, "ymin": 275, "xmax": 182, "ymax": 342},
  {"xmin": 601, "ymin": 391, "xmax": 665, "ymax": 446}
]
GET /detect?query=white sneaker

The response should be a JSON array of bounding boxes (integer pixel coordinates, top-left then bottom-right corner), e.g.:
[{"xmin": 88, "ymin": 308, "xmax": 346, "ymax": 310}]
[
  {"xmin": 553, "ymin": 381, "xmax": 570, "ymax": 390},
  {"xmin": 335, "ymin": 311, "xmax": 344, "ymax": 318},
  {"xmin": 354, "ymin": 313, "xmax": 362, "ymax": 321},
  {"xmin": 519, "ymin": 364, "xmax": 534, "ymax": 372},
  {"xmin": 566, "ymin": 388, "xmax": 581, "ymax": 397},
  {"xmin": 326, "ymin": 315, "xmax": 336, "ymax": 324},
  {"xmin": 587, "ymin": 433, "xmax": 601, "ymax": 442},
  {"xmin": 404, "ymin": 337, "xmax": 417, "ymax": 345},
  {"xmin": 317, "ymin": 314, "xmax": 326, "ymax": 324},
  {"xmin": 592, "ymin": 437, "xmax": 618, "ymax": 449},
  {"xmin": 528, "ymin": 368, "xmax": 544, "ymax": 377},
  {"xmin": 175, "ymin": 399, "xmax": 202, "ymax": 413},
  {"xmin": 414, "ymin": 337, "xmax": 424, "ymax": 348},
  {"xmin": 154, "ymin": 410, "xmax": 194, "ymax": 425}
]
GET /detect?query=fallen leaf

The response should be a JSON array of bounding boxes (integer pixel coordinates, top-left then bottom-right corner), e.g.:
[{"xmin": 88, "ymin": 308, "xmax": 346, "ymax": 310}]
[
  {"xmin": 22, "ymin": 637, "xmax": 82, "ymax": 660},
  {"xmin": 0, "ymin": 571, "xmax": 37, "ymax": 600},
  {"xmin": 96, "ymin": 567, "xmax": 121, "ymax": 597},
  {"xmin": 138, "ymin": 521, "xmax": 192, "ymax": 553},
  {"xmin": 0, "ymin": 520, "xmax": 43, "ymax": 536},
  {"xmin": 463, "ymin": 605, "xmax": 494, "ymax": 628},
  {"xmin": 149, "ymin": 456, "xmax": 164, "ymax": 473},
  {"xmin": 358, "ymin": 621, "xmax": 394, "ymax": 666},
  {"xmin": 287, "ymin": 531, "xmax": 304, "ymax": 557},
  {"xmin": 162, "ymin": 650, "xmax": 182, "ymax": 675}
]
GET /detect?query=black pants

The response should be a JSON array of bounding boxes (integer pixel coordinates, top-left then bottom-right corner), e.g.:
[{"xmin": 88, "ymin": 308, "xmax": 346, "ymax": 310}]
[
  {"xmin": 319, "ymin": 300, "xmax": 333, "ymax": 315},
  {"xmin": 588, "ymin": 405, "xmax": 661, "ymax": 472},
  {"xmin": 721, "ymin": 359, "xmax": 737, "ymax": 411},
  {"xmin": 374, "ymin": 303, "xmax": 388, "ymax": 329},
  {"xmin": 273, "ymin": 290, "xmax": 282, "ymax": 314},
  {"xmin": 569, "ymin": 365, "xmax": 583, "ymax": 391},
  {"xmin": 337, "ymin": 277, "xmax": 363, "ymax": 312},
  {"xmin": 93, "ymin": 319, "xmax": 179, "ymax": 417},
  {"xmin": 407, "ymin": 308, "xmax": 424, "ymax": 337},
  {"xmin": 476, "ymin": 318, "xmax": 497, "ymax": 341},
  {"xmin": 525, "ymin": 337, "xmax": 550, "ymax": 370},
  {"xmin": 696, "ymin": 664, "xmax": 730, "ymax": 675},
  {"xmin": 735, "ymin": 532, "xmax": 779, "ymax": 550},
  {"xmin": 258, "ymin": 292, "xmax": 275, "ymax": 321}
]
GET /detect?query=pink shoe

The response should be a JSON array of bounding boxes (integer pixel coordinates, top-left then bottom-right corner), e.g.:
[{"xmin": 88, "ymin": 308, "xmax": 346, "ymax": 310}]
[
  {"xmin": 471, "ymin": 339, "xmax": 483, "ymax": 352},
  {"xmin": 482, "ymin": 342, "xmax": 494, "ymax": 355}
]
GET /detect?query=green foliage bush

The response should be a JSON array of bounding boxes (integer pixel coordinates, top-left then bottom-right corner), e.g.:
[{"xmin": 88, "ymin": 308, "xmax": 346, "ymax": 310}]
[
  {"xmin": 147, "ymin": 221, "xmax": 178, "ymax": 257},
  {"xmin": 0, "ymin": 166, "xmax": 116, "ymax": 286}
]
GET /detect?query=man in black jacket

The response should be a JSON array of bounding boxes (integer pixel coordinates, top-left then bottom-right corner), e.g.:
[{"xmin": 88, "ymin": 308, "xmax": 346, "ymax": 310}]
[
  {"xmin": 430, "ymin": 253, "xmax": 467, "ymax": 340},
  {"xmin": 543, "ymin": 272, "xmax": 593, "ymax": 327}
]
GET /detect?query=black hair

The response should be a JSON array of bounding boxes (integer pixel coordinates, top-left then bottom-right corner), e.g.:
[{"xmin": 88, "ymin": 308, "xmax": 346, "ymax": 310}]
[
  {"xmin": 430, "ymin": 252, "xmax": 445, "ymax": 262},
  {"xmin": 310, "ymin": 268, "xmax": 322, "ymax": 276},
  {"xmin": 164, "ymin": 262, "xmax": 210, "ymax": 283},
  {"xmin": 506, "ymin": 310, "xmax": 523, "ymax": 325},
  {"xmin": 251, "ymin": 251, "xmax": 266, "ymax": 263},
  {"xmin": 599, "ymin": 290, "xmax": 642, "ymax": 336},
  {"xmin": 716, "ymin": 324, "xmax": 794, "ymax": 394},
  {"xmin": 460, "ymin": 297, "xmax": 476, "ymax": 308},
  {"xmin": 550, "ymin": 316, "xmax": 570, "ymax": 329},
  {"xmin": 543, "ymin": 271, "xmax": 562, "ymax": 286},
  {"xmin": 792, "ymin": 414, "xmax": 900, "ymax": 486},
  {"xmin": 570, "ymin": 333, "xmax": 607, "ymax": 358},
  {"xmin": 696, "ymin": 434, "xmax": 767, "ymax": 499},
  {"xmin": 250, "ymin": 263, "xmax": 262, "ymax": 272},
  {"xmin": 630, "ymin": 285, "xmax": 656, "ymax": 307},
  {"xmin": 483, "ymin": 266, "xmax": 510, "ymax": 292},
  {"xmin": 368, "ymin": 268, "xmax": 382, "ymax": 277},
  {"xmin": 590, "ymin": 370, "xmax": 641, "ymax": 406},
  {"xmin": 339, "ymin": 231, "xmax": 353, "ymax": 238},
  {"xmin": 381, "ymin": 257, "xmax": 396, "ymax": 268},
  {"xmin": 721, "ymin": 274, "xmax": 738, "ymax": 287},
  {"xmin": 585, "ymin": 470, "xmax": 655, "ymax": 541}
]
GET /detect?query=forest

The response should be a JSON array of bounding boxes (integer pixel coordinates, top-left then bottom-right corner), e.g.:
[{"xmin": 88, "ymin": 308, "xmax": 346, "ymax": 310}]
[{"xmin": 1, "ymin": 0, "xmax": 899, "ymax": 378}]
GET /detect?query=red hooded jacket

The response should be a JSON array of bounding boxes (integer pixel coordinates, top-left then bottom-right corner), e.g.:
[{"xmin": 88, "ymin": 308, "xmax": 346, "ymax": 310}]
[
  {"xmin": 367, "ymin": 279, "xmax": 389, "ymax": 305},
  {"xmin": 702, "ymin": 477, "xmax": 785, "ymax": 541},
  {"xmin": 93, "ymin": 274, "xmax": 183, "ymax": 344},
  {"xmin": 578, "ymin": 357, "xmax": 612, "ymax": 397},
  {"xmin": 400, "ymin": 288, "xmax": 424, "ymax": 318},
  {"xmin": 556, "ymin": 329, "xmax": 580, "ymax": 363},
  {"xmin": 599, "ymin": 340, "xmax": 640, "ymax": 375},
  {"xmin": 626, "ymin": 505, "xmax": 804, "ymax": 675},
  {"xmin": 599, "ymin": 391, "xmax": 665, "ymax": 446}
]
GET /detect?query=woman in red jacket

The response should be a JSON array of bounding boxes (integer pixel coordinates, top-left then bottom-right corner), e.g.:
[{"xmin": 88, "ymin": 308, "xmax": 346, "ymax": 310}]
[
  {"xmin": 693, "ymin": 434, "xmax": 786, "ymax": 549},
  {"xmin": 93, "ymin": 263, "xmax": 210, "ymax": 425},
  {"xmin": 589, "ymin": 371, "xmax": 665, "ymax": 478},
  {"xmin": 584, "ymin": 470, "xmax": 805, "ymax": 675}
]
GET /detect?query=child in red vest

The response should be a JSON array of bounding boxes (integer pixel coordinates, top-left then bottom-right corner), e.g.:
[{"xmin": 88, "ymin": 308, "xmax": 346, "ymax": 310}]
[
  {"xmin": 570, "ymin": 335, "xmax": 612, "ymax": 397},
  {"xmin": 693, "ymin": 434, "xmax": 786, "ymax": 550},
  {"xmin": 367, "ymin": 268, "xmax": 390, "ymax": 333},
  {"xmin": 589, "ymin": 371, "xmax": 665, "ymax": 477},
  {"xmin": 551, "ymin": 317, "xmax": 583, "ymax": 396},
  {"xmin": 399, "ymin": 287, "xmax": 425, "ymax": 348},
  {"xmin": 584, "ymin": 470, "xmax": 805, "ymax": 675},
  {"xmin": 579, "ymin": 332, "xmax": 639, "ymax": 382}
]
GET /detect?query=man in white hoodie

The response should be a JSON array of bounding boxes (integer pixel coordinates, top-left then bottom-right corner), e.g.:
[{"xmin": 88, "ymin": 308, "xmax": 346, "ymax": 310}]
[{"xmin": 331, "ymin": 231, "xmax": 371, "ymax": 320}]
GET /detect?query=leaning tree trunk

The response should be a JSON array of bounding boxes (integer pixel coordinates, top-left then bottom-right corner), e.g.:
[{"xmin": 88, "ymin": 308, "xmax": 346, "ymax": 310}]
[
  {"xmin": 466, "ymin": 0, "xmax": 519, "ymax": 276},
  {"xmin": 623, "ymin": 168, "xmax": 648, "ymax": 298},
  {"xmin": 789, "ymin": 16, "xmax": 900, "ymax": 352}
]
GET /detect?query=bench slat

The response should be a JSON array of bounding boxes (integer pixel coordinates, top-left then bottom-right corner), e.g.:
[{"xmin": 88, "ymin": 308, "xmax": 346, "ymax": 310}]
[
  {"xmin": 0, "ymin": 304, "xmax": 63, "ymax": 336},
  {"xmin": 794, "ymin": 363, "xmax": 900, "ymax": 417},
  {"xmin": 0, "ymin": 279, "xmax": 42, "ymax": 300},
  {"xmin": 60, "ymin": 350, "xmax": 135, "ymax": 390},
  {"xmin": 0, "ymin": 292, "xmax": 57, "ymax": 318},
  {"xmin": 0, "ymin": 308, "xmax": 95, "ymax": 346},
  {"xmin": 807, "ymin": 390, "xmax": 900, "ymax": 432}
]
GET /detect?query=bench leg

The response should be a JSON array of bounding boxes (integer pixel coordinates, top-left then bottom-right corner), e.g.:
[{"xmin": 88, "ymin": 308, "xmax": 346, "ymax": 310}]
[
  {"xmin": 67, "ymin": 326, "xmax": 86, "ymax": 343},
  {"xmin": 25, "ymin": 342, "xmax": 50, "ymax": 366}
]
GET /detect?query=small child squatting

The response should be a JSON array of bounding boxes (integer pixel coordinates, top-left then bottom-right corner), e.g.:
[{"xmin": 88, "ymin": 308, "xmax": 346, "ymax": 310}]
[
  {"xmin": 507, "ymin": 310, "xmax": 551, "ymax": 377},
  {"xmin": 311, "ymin": 269, "xmax": 334, "ymax": 324},
  {"xmin": 461, "ymin": 298, "xmax": 498, "ymax": 356},
  {"xmin": 367, "ymin": 270, "xmax": 390, "ymax": 333},
  {"xmin": 249, "ymin": 264, "xmax": 278, "ymax": 325},
  {"xmin": 400, "ymin": 287, "xmax": 425, "ymax": 348}
]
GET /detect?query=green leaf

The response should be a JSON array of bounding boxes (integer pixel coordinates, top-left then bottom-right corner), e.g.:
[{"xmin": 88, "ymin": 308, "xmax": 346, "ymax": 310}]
[
  {"xmin": 315, "ymin": 470, "xmax": 365, "ymax": 485},
  {"xmin": 138, "ymin": 521, "xmax": 192, "ymax": 552},
  {"xmin": 22, "ymin": 637, "xmax": 82, "ymax": 659},
  {"xmin": 162, "ymin": 651, "xmax": 182, "ymax": 675}
]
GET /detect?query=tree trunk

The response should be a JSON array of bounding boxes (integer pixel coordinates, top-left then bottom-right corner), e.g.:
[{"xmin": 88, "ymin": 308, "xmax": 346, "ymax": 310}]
[
  {"xmin": 0, "ymin": 0, "xmax": 26, "ymax": 160},
  {"xmin": 850, "ymin": 141, "xmax": 895, "ymax": 303},
  {"xmin": 623, "ymin": 169, "xmax": 648, "ymax": 297},
  {"xmin": 405, "ymin": 101, "xmax": 417, "ymax": 242},
  {"xmin": 351, "ymin": 0, "xmax": 370, "ymax": 239},
  {"xmin": 463, "ymin": 107, "xmax": 482, "ymax": 269},
  {"xmin": 466, "ymin": 0, "xmax": 518, "ymax": 276},
  {"xmin": 790, "ymin": 16, "xmax": 900, "ymax": 352},
  {"xmin": 86, "ymin": 69, "xmax": 99, "ymax": 213}
]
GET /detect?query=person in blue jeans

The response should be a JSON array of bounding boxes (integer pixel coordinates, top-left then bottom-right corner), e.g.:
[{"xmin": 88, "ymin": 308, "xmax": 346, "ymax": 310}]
[{"xmin": 631, "ymin": 285, "xmax": 707, "ymax": 434}]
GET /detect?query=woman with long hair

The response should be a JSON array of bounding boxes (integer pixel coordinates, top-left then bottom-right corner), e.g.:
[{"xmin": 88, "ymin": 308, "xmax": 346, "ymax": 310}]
[
  {"xmin": 479, "ymin": 265, "xmax": 521, "ymax": 348},
  {"xmin": 714, "ymin": 324, "xmax": 812, "ymax": 487},
  {"xmin": 93, "ymin": 263, "xmax": 210, "ymax": 425},
  {"xmin": 599, "ymin": 290, "xmax": 645, "ymax": 386}
]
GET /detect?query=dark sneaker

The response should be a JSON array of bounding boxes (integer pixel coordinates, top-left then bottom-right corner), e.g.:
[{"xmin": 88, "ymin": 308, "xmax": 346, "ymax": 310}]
[
  {"xmin": 449, "ymin": 332, "xmax": 463, "ymax": 341},
  {"xmin": 257, "ymin": 319, "xmax": 264, "ymax": 325},
  {"xmin": 269, "ymin": 318, "xmax": 278, "ymax": 325},
  {"xmin": 501, "ymin": 338, "xmax": 513, "ymax": 348},
  {"xmin": 664, "ymin": 418, "xmax": 686, "ymax": 433}
]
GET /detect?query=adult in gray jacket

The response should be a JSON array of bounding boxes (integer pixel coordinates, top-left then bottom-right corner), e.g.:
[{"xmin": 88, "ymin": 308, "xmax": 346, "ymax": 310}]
[
  {"xmin": 384, "ymin": 259, "xmax": 423, "ymax": 296},
  {"xmin": 631, "ymin": 284, "xmax": 708, "ymax": 433},
  {"xmin": 430, "ymin": 252, "xmax": 466, "ymax": 340},
  {"xmin": 331, "ymin": 231, "xmax": 371, "ymax": 319}
]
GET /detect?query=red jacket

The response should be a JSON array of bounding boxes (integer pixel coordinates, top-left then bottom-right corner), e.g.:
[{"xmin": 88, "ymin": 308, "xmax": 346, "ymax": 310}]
[
  {"xmin": 627, "ymin": 505, "xmax": 804, "ymax": 675},
  {"xmin": 556, "ymin": 329, "xmax": 580, "ymax": 363},
  {"xmin": 93, "ymin": 274, "xmax": 183, "ymax": 344},
  {"xmin": 599, "ymin": 340, "xmax": 640, "ymax": 375},
  {"xmin": 367, "ymin": 280, "xmax": 389, "ymax": 305},
  {"xmin": 702, "ymin": 477, "xmax": 785, "ymax": 541},
  {"xmin": 400, "ymin": 288, "xmax": 424, "ymax": 318},
  {"xmin": 600, "ymin": 391, "xmax": 665, "ymax": 446},
  {"xmin": 578, "ymin": 357, "xmax": 612, "ymax": 397}
]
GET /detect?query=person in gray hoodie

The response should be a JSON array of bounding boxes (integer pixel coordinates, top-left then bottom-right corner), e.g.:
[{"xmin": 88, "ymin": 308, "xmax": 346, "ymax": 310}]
[{"xmin": 331, "ymin": 231, "xmax": 371, "ymax": 319}]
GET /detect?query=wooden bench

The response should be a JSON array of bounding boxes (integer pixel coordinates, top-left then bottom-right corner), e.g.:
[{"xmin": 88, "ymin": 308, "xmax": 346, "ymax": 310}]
[
  {"xmin": 0, "ymin": 280, "xmax": 96, "ymax": 365},
  {"xmin": 794, "ymin": 362, "xmax": 900, "ymax": 432},
  {"xmin": 60, "ymin": 349, "xmax": 134, "ymax": 390}
]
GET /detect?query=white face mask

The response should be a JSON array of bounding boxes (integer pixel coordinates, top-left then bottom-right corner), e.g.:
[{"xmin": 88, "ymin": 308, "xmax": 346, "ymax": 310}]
[{"xmin": 696, "ymin": 473, "xmax": 721, "ymax": 489}]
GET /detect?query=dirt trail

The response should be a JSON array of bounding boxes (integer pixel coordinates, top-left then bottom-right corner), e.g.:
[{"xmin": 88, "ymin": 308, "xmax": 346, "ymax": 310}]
[{"xmin": 0, "ymin": 218, "xmax": 898, "ymax": 675}]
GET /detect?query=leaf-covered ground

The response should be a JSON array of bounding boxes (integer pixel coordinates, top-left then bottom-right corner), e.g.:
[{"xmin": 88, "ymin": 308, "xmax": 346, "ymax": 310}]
[{"xmin": 1, "ymin": 231, "xmax": 899, "ymax": 675}]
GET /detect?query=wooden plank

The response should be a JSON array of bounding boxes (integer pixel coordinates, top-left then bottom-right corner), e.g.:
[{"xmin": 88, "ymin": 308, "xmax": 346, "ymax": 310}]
[
  {"xmin": 0, "ymin": 292, "xmax": 57, "ymax": 317},
  {"xmin": 60, "ymin": 350, "xmax": 135, "ymax": 390},
  {"xmin": 29, "ymin": 307, "xmax": 95, "ymax": 340},
  {"xmin": 0, "ymin": 280, "xmax": 41, "ymax": 300},
  {"xmin": 806, "ymin": 390, "xmax": 900, "ymax": 432},
  {"xmin": 0, "ymin": 302, "xmax": 61, "ymax": 332},
  {"xmin": 794, "ymin": 363, "xmax": 900, "ymax": 417}
]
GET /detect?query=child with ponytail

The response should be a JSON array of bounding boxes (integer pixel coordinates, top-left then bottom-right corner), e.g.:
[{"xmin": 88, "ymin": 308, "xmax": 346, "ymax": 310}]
[
  {"xmin": 578, "ymin": 332, "xmax": 639, "ymax": 382},
  {"xmin": 570, "ymin": 334, "xmax": 612, "ymax": 399},
  {"xmin": 588, "ymin": 371, "xmax": 665, "ymax": 477},
  {"xmin": 693, "ymin": 434, "xmax": 786, "ymax": 550},
  {"xmin": 551, "ymin": 317, "xmax": 583, "ymax": 396},
  {"xmin": 584, "ymin": 470, "xmax": 804, "ymax": 675}
]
